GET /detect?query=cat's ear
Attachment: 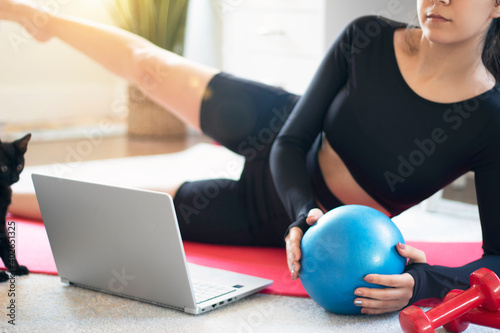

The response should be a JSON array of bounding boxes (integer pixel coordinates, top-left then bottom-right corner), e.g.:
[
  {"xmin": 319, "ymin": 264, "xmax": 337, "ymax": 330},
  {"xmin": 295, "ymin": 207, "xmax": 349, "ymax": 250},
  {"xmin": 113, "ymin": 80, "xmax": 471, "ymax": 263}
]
[{"xmin": 14, "ymin": 133, "xmax": 32, "ymax": 154}]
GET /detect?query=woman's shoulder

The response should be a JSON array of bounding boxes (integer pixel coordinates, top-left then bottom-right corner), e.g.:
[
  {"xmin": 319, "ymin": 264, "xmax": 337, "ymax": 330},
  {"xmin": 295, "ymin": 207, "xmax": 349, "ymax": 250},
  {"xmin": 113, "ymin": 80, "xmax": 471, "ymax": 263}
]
[
  {"xmin": 485, "ymin": 83, "xmax": 500, "ymax": 119},
  {"xmin": 474, "ymin": 84, "xmax": 500, "ymax": 145},
  {"xmin": 346, "ymin": 15, "xmax": 408, "ymax": 32},
  {"xmin": 337, "ymin": 16, "xmax": 406, "ymax": 56},
  {"xmin": 338, "ymin": 15, "xmax": 408, "ymax": 49}
]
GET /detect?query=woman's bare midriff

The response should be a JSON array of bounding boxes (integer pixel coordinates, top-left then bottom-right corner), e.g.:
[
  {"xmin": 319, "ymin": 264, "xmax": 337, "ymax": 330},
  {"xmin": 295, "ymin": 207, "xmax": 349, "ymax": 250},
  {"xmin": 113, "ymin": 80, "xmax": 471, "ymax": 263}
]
[{"xmin": 317, "ymin": 136, "xmax": 391, "ymax": 216}]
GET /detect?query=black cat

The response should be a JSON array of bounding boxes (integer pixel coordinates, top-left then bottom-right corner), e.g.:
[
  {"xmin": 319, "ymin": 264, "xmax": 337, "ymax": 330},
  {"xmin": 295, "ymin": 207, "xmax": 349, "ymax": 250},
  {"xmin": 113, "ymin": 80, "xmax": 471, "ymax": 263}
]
[{"xmin": 0, "ymin": 134, "xmax": 31, "ymax": 282}]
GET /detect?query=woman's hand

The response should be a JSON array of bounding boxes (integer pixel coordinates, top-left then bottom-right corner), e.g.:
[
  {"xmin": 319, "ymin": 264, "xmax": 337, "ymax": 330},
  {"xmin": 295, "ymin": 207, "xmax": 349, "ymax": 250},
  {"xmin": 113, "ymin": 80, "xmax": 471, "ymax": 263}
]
[
  {"xmin": 285, "ymin": 208, "xmax": 324, "ymax": 280},
  {"xmin": 0, "ymin": 0, "xmax": 16, "ymax": 20},
  {"xmin": 0, "ymin": 1, "xmax": 52, "ymax": 42},
  {"xmin": 353, "ymin": 243, "xmax": 427, "ymax": 314},
  {"xmin": 0, "ymin": 0, "xmax": 26, "ymax": 20}
]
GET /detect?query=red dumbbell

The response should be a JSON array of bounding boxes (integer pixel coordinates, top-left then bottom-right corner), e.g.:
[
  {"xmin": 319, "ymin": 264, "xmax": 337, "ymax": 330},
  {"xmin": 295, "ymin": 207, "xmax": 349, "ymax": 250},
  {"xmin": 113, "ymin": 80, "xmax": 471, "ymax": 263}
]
[
  {"xmin": 442, "ymin": 289, "xmax": 500, "ymax": 332},
  {"xmin": 399, "ymin": 268, "xmax": 500, "ymax": 333}
]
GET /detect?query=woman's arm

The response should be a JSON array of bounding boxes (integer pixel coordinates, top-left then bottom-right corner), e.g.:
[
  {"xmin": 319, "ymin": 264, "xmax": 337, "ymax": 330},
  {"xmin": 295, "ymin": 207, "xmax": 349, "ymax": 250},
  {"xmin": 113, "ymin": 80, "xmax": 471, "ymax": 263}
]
[
  {"xmin": 273, "ymin": 17, "xmax": 363, "ymax": 281},
  {"xmin": 2, "ymin": 0, "xmax": 150, "ymax": 80},
  {"xmin": 270, "ymin": 17, "xmax": 357, "ymax": 234},
  {"xmin": 401, "ymin": 145, "xmax": 500, "ymax": 305},
  {"xmin": 355, "ymin": 168, "xmax": 500, "ymax": 314},
  {"xmin": 0, "ymin": 0, "xmax": 218, "ymax": 130},
  {"xmin": 360, "ymin": 127, "xmax": 500, "ymax": 312}
]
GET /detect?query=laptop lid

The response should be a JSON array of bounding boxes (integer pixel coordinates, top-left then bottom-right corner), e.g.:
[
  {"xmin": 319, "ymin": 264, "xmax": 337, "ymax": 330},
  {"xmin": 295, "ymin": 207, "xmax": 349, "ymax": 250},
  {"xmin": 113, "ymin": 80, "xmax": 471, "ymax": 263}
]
[
  {"xmin": 32, "ymin": 173, "xmax": 272, "ymax": 314},
  {"xmin": 32, "ymin": 173, "xmax": 200, "ymax": 311}
]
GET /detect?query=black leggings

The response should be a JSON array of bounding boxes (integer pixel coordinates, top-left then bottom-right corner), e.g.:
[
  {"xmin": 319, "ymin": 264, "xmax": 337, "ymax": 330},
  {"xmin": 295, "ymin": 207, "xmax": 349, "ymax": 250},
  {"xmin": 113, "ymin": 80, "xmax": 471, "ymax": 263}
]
[{"xmin": 173, "ymin": 73, "xmax": 299, "ymax": 247}]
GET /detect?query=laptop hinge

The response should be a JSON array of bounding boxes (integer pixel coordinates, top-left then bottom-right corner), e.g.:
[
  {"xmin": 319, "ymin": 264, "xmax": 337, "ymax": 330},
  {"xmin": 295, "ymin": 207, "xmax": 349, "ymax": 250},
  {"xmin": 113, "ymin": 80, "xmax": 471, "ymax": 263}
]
[{"xmin": 184, "ymin": 307, "xmax": 199, "ymax": 315}]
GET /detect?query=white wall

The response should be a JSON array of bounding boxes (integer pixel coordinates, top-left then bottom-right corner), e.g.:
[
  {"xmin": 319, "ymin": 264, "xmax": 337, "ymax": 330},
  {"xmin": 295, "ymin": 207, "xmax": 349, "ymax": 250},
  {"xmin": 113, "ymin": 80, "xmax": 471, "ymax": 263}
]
[
  {"xmin": 0, "ymin": 0, "xmax": 126, "ymax": 125},
  {"xmin": 183, "ymin": 0, "xmax": 223, "ymax": 69}
]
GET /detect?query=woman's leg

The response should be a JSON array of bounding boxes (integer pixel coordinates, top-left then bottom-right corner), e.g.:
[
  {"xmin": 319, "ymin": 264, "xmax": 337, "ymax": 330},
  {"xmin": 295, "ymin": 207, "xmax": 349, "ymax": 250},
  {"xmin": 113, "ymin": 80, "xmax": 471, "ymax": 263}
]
[
  {"xmin": 9, "ymin": 185, "xmax": 181, "ymax": 220},
  {"xmin": 8, "ymin": 193, "xmax": 41, "ymax": 220},
  {"xmin": 175, "ymin": 74, "xmax": 301, "ymax": 247},
  {"xmin": 0, "ymin": 0, "xmax": 218, "ymax": 131},
  {"xmin": 2, "ymin": 1, "xmax": 215, "ymax": 219},
  {"xmin": 199, "ymin": 73, "xmax": 297, "ymax": 158}
]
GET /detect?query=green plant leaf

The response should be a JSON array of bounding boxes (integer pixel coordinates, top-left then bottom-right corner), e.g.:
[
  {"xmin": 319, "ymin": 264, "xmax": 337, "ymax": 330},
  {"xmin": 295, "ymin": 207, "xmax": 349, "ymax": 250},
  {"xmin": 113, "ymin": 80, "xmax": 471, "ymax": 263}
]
[{"xmin": 110, "ymin": 0, "xmax": 189, "ymax": 53}]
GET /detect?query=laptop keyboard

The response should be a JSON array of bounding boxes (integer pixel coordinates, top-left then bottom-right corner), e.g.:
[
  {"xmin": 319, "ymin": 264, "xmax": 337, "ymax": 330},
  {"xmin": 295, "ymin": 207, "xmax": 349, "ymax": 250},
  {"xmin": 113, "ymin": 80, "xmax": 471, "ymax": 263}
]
[{"xmin": 192, "ymin": 280, "xmax": 237, "ymax": 304}]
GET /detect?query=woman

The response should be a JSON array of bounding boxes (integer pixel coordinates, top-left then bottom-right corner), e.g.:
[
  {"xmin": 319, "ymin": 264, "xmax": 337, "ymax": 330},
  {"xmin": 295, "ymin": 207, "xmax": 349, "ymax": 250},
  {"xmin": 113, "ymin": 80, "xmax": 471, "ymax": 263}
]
[{"xmin": 2, "ymin": 0, "xmax": 500, "ymax": 315}]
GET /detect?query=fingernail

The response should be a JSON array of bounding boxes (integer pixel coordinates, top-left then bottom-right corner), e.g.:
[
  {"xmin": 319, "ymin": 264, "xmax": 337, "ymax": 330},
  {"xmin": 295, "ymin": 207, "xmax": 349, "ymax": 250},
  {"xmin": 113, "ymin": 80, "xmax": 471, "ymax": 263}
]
[
  {"xmin": 365, "ymin": 276, "xmax": 373, "ymax": 283},
  {"xmin": 354, "ymin": 300, "xmax": 363, "ymax": 306},
  {"xmin": 355, "ymin": 289, "xmax": 362, "ymax": 296},
  {"xmin": 398, "ymin": 242, "xmax": 406, "ymax": 250}
]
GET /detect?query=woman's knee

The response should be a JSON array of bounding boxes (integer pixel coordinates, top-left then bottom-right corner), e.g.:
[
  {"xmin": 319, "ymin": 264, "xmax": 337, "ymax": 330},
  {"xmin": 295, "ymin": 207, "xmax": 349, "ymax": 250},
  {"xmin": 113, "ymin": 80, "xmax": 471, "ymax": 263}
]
[{"xmin": 200, "ymin": 73, "xmax": 299, "ymax": 154}]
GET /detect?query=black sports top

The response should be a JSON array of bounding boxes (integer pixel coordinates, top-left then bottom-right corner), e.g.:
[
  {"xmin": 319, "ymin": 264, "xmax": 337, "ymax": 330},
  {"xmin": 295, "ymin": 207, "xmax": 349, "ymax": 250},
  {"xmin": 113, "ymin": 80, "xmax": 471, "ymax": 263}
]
[{"xmin": 270, "ymin": 16, "xmax": 500, "ymax": 305}]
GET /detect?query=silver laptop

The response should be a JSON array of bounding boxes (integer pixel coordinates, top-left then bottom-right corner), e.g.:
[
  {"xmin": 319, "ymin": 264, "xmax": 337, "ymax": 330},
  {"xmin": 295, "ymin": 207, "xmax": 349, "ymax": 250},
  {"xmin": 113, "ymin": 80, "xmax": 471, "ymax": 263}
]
[{"xmin": 32, "ymin": 173, "xmax": 272, "ymax": 315}]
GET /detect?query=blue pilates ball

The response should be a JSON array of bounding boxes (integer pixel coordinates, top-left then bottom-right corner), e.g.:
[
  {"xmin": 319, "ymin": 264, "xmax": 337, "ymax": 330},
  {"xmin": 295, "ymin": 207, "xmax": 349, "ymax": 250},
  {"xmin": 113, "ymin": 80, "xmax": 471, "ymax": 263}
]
[{"xmin": 299, "ymin": 205, "xmax": 406, "ymax": 315}]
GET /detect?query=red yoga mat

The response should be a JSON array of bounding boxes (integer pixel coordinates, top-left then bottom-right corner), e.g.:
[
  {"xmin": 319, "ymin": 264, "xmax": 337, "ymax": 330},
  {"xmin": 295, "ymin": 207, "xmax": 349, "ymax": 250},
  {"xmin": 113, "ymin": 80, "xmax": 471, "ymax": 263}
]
[{"xmin": 1, "ymin": 217, "xmax": 484, "ymax": 304}]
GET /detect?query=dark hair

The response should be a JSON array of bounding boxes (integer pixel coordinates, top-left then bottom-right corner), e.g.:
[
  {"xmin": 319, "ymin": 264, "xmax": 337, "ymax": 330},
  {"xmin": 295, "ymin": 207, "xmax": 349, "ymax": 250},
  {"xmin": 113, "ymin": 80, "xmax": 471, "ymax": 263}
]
[{"xmin": 483, "ymin": 17, "xmax": 500, "ymax": 81}]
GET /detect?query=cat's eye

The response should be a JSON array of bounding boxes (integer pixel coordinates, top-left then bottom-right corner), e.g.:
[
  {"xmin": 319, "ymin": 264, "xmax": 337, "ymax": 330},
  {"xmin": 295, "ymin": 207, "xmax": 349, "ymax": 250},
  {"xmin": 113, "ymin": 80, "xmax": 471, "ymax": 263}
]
[
  {"xmin": 1, "ymin": 165, "xmax": 8, "ymax": 173},
  {"xmin": 16, "ymin": 164, "xmax": 23, "ymax": 172}
]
